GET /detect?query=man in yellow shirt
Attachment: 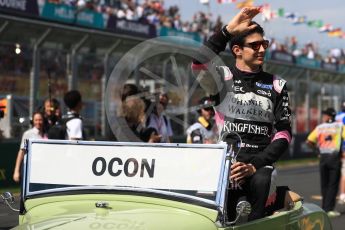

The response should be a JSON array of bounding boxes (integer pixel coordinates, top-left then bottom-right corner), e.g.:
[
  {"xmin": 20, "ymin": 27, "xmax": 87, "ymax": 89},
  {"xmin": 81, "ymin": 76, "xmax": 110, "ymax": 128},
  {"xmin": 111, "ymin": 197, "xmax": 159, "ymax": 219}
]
[
  {"xmin": 186, "ymin": 97, "xmax": 218, "ymax": 144},
  {"xmin": 306, "ymin": 108, "xmax": 345, "ymax": 217}
]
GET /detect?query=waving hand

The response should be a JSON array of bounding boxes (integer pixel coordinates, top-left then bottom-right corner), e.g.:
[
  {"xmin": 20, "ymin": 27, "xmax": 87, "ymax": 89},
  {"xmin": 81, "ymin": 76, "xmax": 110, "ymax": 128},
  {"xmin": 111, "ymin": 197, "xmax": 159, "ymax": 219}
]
[{"xmin": 225, "ymin": 7, "xmax": 261, "ymax": 35}]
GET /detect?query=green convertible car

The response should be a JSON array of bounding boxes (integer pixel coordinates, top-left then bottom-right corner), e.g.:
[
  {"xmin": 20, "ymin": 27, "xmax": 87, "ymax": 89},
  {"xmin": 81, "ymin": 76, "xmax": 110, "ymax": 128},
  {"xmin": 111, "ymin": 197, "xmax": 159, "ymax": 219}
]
[{"xmin": 2, "ymin": 140, "xmax": 332, "ymax": 229}]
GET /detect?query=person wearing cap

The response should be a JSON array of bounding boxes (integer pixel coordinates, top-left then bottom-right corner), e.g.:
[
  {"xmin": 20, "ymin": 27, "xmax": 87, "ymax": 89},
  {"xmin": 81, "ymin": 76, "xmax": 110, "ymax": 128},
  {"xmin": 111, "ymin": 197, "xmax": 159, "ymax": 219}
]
[
  {"xmin": 191, "ymin": 7, "xmax": 292, "ymax": 221},
  {"xmin": 306, "ymin": 108, "xmax": 345, "ymax": 217},
  {"xmin": 186, "ymin": 97, "xmax": 218, "ymax": 144},
  {"xmin": 335, "ymin": 100, "xmax": 345, "ymax": 204}
]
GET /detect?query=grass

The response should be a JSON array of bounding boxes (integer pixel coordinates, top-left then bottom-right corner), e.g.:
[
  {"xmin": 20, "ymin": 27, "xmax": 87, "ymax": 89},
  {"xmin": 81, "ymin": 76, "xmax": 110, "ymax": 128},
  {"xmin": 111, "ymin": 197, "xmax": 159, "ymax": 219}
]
[{"xmin": 0, "ymin": 186, "xmax": 20, "ymax": 195}]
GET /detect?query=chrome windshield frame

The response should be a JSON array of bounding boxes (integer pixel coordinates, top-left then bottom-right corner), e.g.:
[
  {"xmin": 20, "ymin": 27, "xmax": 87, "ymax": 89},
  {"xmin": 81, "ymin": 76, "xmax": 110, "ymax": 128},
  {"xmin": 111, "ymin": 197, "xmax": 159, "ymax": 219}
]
[{"xmin": 23, "ymin": 139, "xmax": 230, "ymax": 211}]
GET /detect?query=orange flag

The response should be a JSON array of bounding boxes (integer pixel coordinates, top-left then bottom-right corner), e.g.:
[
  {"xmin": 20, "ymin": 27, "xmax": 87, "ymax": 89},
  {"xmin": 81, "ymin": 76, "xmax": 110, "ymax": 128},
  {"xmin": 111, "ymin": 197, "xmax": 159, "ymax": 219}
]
[
  {"xmin": 328, "ymin": 28, "xmax": 342, "ymax": 37},
  {"xmin": 236, "ymin": 0, "xmax": 254, "ymax": 9},
  {"xmin": 0, "ymin": 98, "xmax": 7, "ymax": 115}
]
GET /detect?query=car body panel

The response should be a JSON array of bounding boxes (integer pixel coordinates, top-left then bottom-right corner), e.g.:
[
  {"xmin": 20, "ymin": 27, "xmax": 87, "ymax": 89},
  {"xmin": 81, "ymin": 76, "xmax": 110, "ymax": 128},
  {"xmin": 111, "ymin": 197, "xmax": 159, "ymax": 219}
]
[
  {"xmin": 228, "ymin": 202, "xmax": 332, "ymax": 230},
  {"xmin": 15, "ymin": 198, "xmax": 331, "ymax": 230},
  {"xmin": 15, "ymin": 194, "xmax": 219, "ymax": 230}
]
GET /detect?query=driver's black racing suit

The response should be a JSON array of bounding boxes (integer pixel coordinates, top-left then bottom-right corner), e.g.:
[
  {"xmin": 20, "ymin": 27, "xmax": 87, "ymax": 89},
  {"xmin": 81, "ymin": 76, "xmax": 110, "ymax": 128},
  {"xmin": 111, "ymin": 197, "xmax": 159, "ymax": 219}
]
[{"xmin": 191, "ymin": 28, "xmax": 292, "ymax": 221}]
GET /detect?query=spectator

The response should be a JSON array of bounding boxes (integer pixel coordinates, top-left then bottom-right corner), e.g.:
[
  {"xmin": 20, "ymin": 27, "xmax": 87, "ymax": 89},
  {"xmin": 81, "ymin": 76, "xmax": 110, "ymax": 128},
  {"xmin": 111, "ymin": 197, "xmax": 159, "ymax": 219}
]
[
  {"xmin": 116, "ymin": 7, "xmax": 126, "ymax": 19},
  {"xmin": 173, "ymin": 14, "xmax": 182, "ymax": 30},
  {"xmin": 277, "ymin": 44, "xmax": 288, "ymax": 53},
  {"xmin": 186, "ymin": 97, "xmax": 217, "ymax": 144},
  {"xmin": 181, "ymin": 21, "xmax": 190, "ymax": 32},
  {"xmin": 114, "ymin": 84, "xmax": 160, "ymax": 143},
  {"xmin": 212, "ymin": 16, "xmax": 223, "ymax": 33},
  {"xmin": 42, "ymin": 0, "xmax": 345, "ymax": 65},
  {"xmin": 13, "ymin": 111, "xmax": 46, "ymax": 183},
  {"xmin": 330, "ymin": 48, "xmax": 342, "ymax": 60},
  {"xmin": 120, "ymin": 83, "xmax": 140, "ymax": 102},
  {"xmin": 41, "ymin": 98, "xmax": 62, "ymax": 133},
  {"xmin": 146, "ymin": 97, "xmax": 171, "ymax": 143},
  {"xmin": 121, "ymin": 96, "xmax": 161, "ymax": 143},
  {"xmin": 268, "ymin": 38, "xmax": 277, "ymax": 51},
  {"xmin": 306, "ymin": 43, "xmax": 315, "ymax": 59},
  {"xmin": 289, "ymin": 36, "xmax": 298, "ymax": 53},
  {"xmin": 110, "ymin": 83, "xmax": 140, "ymax": 141},
  {"xmin": 306, "ymin": 108, "xmax": 343, "ymax": 218},
  {"xmin": 160, "ymin": 92, "xmax": 174, "ymax": 141},
  {"xmin": 63, "ymin": 90, "xmax": 84, "ymax": 140}
]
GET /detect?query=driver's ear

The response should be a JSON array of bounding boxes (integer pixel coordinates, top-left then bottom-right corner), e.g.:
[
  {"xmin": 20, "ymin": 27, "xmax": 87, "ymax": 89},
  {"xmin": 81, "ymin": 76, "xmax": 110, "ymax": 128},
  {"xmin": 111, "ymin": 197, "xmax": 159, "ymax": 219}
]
[{"xmin": 232, "ymin": 45, "xmax": 242, "ymax": 56}]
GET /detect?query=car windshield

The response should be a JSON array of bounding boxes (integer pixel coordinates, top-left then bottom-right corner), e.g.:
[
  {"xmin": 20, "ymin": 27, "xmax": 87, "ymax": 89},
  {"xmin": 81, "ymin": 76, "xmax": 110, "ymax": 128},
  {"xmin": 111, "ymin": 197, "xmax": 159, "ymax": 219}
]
[{"xmin": 24, "ymin": 140, "xmax": 229, "ymax": 207}]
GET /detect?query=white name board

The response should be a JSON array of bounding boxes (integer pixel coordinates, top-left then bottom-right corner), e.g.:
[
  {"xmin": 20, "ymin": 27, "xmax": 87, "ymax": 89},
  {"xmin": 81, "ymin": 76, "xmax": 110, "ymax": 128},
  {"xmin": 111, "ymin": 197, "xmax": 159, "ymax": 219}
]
[{"xmin": 28, "ymin": 142, "xmax": 227, "ymax": 192}]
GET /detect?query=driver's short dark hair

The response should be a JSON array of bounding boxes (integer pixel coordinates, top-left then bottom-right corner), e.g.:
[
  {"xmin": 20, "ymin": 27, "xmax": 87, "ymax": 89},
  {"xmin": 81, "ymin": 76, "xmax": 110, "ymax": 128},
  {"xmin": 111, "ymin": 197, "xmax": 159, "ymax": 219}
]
[
  {"xmin": 229, "ymin": 21, "xmax": 265, "ymax": 57},
  {"xmin": 64, "ymin": 90, "xmax": 82, "ymax": 110}
]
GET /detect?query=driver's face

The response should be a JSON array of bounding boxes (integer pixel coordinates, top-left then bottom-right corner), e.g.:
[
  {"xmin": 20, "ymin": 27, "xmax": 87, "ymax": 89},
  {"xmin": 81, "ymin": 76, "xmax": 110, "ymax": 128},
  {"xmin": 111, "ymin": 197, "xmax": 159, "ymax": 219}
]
[{"xmin": 241, "ymin": 33, "xmax": 266, "ymax": 67}]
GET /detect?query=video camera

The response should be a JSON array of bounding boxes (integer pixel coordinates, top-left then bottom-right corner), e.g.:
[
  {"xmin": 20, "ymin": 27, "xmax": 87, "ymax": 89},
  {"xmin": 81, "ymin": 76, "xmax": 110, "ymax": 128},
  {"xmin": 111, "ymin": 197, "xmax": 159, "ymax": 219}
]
[{"xmin": 0, "ymin": 105, "xmax": 5, "ymax": 119}]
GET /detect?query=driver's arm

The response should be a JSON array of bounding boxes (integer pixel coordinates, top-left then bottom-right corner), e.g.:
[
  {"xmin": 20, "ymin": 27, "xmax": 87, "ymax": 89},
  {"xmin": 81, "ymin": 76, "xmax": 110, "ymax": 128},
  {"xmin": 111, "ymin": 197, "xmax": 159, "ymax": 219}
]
[
  {"xmin": 191, "ymin": 30, "xmax": 227, "ymax": 96},
  {"xmin": 249, "ymin": 84, "xmax": 292, "ymax": 170},
  {"xmin": 191, "ymin": 7, "xmax": 261, "ymax": 95}
]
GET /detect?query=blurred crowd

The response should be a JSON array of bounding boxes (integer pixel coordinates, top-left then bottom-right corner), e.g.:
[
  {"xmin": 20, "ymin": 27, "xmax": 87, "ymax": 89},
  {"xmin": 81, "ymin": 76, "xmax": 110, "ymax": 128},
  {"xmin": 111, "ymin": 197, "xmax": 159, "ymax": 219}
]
[
  {"xmin": 268, "ymin": 36, "xmax": 345, "ymax": 65},
  {"xmin": 47, "ymin": 0, "xmax": 220, "ymax": 36},
  {"xmin": 12, "ymin": 90, "xmax": 85, "ymax": 182},
  {"xmin": 45, "ymin": 0, "xmax": 345, "ymax": 64}
]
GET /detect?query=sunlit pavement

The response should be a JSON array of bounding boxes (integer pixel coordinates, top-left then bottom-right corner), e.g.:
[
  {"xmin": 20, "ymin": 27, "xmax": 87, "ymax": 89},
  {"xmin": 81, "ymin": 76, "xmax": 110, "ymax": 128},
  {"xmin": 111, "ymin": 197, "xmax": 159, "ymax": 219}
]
[{"xmin": 278, "ymin": 165, "xmax": 345, "ymax": 230}]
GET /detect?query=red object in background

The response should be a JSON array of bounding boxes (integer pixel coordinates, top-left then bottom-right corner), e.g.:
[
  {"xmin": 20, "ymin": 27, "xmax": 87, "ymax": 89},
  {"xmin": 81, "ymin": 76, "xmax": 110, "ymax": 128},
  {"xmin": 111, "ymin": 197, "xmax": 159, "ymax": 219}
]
[
  {"xmin": 296, "ymin": 106, "xmax": 319, "ymax": 133},
  {"xmin": 0, "ymin": 98, "xmax": 7, "ymax": 115}
]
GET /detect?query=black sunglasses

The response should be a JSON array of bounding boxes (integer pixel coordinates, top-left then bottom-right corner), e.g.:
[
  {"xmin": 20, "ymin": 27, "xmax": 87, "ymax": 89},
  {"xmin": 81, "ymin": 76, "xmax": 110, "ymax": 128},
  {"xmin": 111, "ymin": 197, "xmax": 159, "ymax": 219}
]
[{"xmin": 243, "ymin": 40, "xmax": 269, "ymax": 51}]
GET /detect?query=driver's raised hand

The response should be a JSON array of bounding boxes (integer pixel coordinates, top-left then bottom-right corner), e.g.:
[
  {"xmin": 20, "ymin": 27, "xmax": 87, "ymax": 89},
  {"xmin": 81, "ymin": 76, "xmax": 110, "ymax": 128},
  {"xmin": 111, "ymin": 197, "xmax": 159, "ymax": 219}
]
[{"xmin": 225, "ymin": 6, "xmax": 261, "ymax": 36}]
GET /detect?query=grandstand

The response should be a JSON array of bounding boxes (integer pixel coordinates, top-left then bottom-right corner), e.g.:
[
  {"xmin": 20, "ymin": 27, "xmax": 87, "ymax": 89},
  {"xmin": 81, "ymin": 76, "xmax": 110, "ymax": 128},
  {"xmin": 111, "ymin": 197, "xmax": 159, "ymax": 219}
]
[{"xmin": 1, "ymin": 1, "xmax": 345, "ymax": 147}]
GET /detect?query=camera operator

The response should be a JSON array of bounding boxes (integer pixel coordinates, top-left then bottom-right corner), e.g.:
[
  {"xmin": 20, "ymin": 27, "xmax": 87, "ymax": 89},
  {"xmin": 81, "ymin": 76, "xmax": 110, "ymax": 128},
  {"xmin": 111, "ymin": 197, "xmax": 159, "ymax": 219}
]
[{"xmin": 41, "ymin": 98, "xmax": 62, "ymax": 133}]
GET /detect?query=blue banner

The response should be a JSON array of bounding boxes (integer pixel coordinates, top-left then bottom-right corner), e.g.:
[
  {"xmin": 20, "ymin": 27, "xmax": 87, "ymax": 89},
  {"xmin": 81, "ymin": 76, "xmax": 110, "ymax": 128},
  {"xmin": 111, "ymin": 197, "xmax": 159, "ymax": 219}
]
[
  {"xmin": 321, "ymin": 61, "xmax": 338, "ymax": 72},
  {"xmin": 339, "ymin": 64, "xmax": 345, "ymax": 74},
  {"xmin": 41, "ymin": 3, "xmax": 104, "ymax": 29},
  {"xmin": 0, "ymin": 0, "xmax": 39, "ymax": 16},
  {"xmin": 296, "ymin": 57, "xmax": 321, "ymax": 69},
  {"xmin": 159, "ymin": 27, "xmax": 202, "ymax": 43},
  {"xmin": 270, "ymin": 51, "xmax": 295, "ymax": 64},
  {"xmin": 107, "ymin": 16, "xmax": 156, "ymax": 38}
]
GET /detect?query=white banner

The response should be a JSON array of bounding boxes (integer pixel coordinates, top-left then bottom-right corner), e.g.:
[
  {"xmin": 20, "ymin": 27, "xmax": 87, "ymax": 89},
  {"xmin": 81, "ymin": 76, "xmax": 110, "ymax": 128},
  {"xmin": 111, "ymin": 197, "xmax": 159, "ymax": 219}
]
[{"xmin": 29, "ymin": 142, "xmax": 226, "ymax": 192}]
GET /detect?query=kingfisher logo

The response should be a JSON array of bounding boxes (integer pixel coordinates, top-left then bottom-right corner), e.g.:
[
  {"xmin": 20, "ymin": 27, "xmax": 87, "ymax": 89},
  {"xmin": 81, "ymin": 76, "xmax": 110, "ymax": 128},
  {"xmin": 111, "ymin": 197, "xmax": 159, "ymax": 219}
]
[{"xmin": 256, "ymin": 82, "xmax": 272, "ymax": 90}]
